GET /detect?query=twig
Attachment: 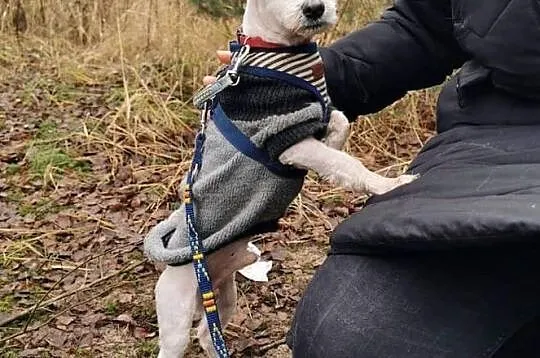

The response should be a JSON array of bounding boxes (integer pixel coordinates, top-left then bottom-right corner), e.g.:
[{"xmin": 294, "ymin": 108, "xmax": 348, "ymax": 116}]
[
  {"xmin": 238, "ymin": 287, "xmax": 252, "ymax": 320},
  {"xmin": 139, "ymin": 163, "xmax": 184, "ymax": 233},
  {"xmin": 0, "ymin": 228, "xmax": 77, "ymax": 235},
  {"xmin": 0, "ymin": 260, "xmax": 144, "ymax": 328},
  {"xmin": 0, "ymin": 280, "xmax": 126, "ymax": 344},
  {"xmin": 20, "ymin": 239, "xmax": 141, "ymax": 332},
  {"xmin": 260, "ymin": 338, "xmax": 287, "ymax": 353}
]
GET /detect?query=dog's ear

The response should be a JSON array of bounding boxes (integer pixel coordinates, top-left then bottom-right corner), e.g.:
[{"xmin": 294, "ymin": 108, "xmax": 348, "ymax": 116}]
[{"xmin": 207, "ymin": 237, "xmax": 258, "ymax": 288}]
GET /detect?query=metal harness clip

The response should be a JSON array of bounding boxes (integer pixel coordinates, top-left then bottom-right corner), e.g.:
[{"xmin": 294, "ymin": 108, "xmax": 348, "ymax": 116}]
[{"xmin": 192, "ymin": 45, "xmax": 251, "ymax": 109}]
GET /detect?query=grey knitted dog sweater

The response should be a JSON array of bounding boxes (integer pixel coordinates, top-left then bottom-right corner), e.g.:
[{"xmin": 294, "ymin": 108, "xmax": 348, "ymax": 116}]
[{"xmin": 144, "ymin": 46, "xmax": 331, "ymax": 265}]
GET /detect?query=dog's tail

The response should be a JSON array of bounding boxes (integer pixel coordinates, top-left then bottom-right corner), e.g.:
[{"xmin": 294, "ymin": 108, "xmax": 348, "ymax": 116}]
[{"xmin": 143, "ymin": 209, "xmax": 192, "ymax": 265}]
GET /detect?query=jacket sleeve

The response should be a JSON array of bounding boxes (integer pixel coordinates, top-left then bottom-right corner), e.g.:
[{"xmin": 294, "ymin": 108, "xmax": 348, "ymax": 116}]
[{"xmin": 320, "ymin": 0, "xmax": 469, "ymax": 120}]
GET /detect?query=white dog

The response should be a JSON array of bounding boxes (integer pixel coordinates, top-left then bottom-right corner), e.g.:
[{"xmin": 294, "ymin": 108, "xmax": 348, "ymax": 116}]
[{"xmin": 150, "ymin": 1, "xmax": 417, "ymax": 357}]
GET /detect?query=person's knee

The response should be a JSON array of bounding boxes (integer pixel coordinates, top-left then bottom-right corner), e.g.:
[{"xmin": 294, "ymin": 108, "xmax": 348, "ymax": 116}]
[
  {"xmin": 288, "ymin": 296, "xmax": 348, "ymax": 358},
  {"xmin": 287, "ymin": 256, "xmax": 367, "ymax": 358}
]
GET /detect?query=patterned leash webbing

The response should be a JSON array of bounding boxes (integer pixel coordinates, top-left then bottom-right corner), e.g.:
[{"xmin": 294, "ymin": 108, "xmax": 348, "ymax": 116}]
[{"xmin": 184, "ymin": 101, "xmax": 230, "ymax": 358}]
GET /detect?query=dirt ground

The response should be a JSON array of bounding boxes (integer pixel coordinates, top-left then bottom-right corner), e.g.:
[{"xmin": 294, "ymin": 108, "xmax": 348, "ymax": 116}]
[{"xmin": 0, "ymin": 30, "xmax": 436, "ymax": 358}]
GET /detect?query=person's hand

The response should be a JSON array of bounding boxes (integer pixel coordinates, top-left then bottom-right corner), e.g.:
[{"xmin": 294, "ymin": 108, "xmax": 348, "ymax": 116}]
[{"xmin": 202, "ymin": 51, "xmax": 233, "ymax": 85}]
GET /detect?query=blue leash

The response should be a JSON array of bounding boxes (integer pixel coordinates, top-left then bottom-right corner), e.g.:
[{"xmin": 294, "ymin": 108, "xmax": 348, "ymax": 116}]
[{"xmin": 184, "ymin": 102, "xmax": 230, "ymax": 358}]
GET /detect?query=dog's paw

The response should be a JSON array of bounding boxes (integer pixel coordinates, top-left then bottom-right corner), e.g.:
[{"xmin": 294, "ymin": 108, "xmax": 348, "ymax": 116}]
[
  {"xmin": 395, "ymin": 173, "xmax": 419, "ymax": 186},
  {"xmin": 365, "ymin": 173, "xmax": 419, "ymax": 195},
  {"xmin": 323, "ymin": 110, "xmax": 350, "ymax": 150}
]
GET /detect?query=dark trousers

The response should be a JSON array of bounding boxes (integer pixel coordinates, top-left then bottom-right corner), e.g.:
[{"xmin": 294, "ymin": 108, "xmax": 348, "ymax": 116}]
[{"xmin": 287, "ymin": 246, "xmax": 540, "ymax": 357}]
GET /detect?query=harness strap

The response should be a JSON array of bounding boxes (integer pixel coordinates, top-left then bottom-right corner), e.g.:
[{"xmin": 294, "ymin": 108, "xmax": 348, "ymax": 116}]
[
  {"xmin": 209, "ymin": 64, "xmax": 330, "ymax": 177},
  {"xmin": 212, "ymin": 103, "xmax": 306, "ymax": 178}
]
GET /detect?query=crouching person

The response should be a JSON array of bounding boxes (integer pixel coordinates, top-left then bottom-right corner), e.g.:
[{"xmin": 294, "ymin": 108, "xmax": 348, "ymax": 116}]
[{"xmin": 288, "ymin": 0, "xmax": 540, "ymax": 357}]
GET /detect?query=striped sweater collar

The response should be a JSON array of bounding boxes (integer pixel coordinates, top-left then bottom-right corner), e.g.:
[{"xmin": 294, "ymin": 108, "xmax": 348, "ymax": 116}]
[
  {"xmin": 242, "ymin": 50, "xmax": 328, "ymax": 103},
  {"xmin": 229, "ymin": 40, "xmax": 329, "ymax": 105}
]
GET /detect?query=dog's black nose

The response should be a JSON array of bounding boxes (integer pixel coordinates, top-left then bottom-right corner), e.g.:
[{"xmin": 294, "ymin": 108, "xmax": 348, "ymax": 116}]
[{"xmin": 303, "ymin": 2, "xmax": 325, "ymax": 20}]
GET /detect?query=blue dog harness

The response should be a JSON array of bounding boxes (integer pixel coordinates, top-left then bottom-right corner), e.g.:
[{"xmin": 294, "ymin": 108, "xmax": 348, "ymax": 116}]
[{"xmin": 186, "ymin": 40, "xmax": 329, "ymax": 357}]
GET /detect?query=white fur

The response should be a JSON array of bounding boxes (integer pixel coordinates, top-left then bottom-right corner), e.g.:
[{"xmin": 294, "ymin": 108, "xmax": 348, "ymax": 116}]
[
  {"xmin": 280, "ymin": 111, "xmax": 418, "ymax": 195},
  {"xmin": 154, "ymin": 1, "xmax": 418, "ymax": 357},
  {"xmin": 242, "ymin": 0, "xmax": 338, "ymax": 46}
]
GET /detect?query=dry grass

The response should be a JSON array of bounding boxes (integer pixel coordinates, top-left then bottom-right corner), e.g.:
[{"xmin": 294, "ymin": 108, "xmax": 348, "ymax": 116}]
[
  {"xmin": 1, "ymin": 0, "xmax": 434, "ymax": 220},
  {"xmin": 0, "ymin": 0, "xmax": 440, "ymax": 356},
  {"xmin": 3, "ymin": 0, "xmax": 435, "ymax": 177},
  {"xmin": 1, "ymin": 0, "xmax": 244, "ymax": 227}
]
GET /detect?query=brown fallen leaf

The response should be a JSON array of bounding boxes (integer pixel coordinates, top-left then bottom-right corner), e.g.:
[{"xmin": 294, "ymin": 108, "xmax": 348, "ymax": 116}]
[
  {"xmin": 81, "ymin": 313, "xmax": 107, "ymax": 327},
  {"xmin": 44, "ymin": 327, "xmax": 68, "ymax": 348},
  {"xmin": 134, "ymin": 326, "xmax": 156, "ymax": 339},
  {"xmin": 55, "ymin": 315, "xmax": 75, "ymax": 326},
  {"xmin": 117, "ymin": 293, "xmax": 133, "ymax": 304},
  {"xmin": 20, "ymin": 348, "xmax": 47, "ymax": 357},
  {"xmin": 270, "ymin": 247, "xmax": 287, "ymax": 262},
  {"xmin": 236, "ymin": 337, "xmax": 258, "ymax": 352},
  {"xmin": 114, "ymin": 313, "xmax": 136, "ymax": 326},
  {"xmin": 246, "ymin": 318, "xmax": 264, "ymax": 331}
]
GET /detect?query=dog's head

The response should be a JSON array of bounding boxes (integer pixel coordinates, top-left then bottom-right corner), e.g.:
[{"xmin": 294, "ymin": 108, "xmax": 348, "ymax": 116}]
[{"xmin": 243, "ymin": 0, "xmax": 338, "ymax": 45}]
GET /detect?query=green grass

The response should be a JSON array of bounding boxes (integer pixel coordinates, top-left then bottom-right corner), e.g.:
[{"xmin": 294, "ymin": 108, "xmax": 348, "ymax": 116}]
[
  {"xmin": 0, "ymin": 348, "xmax": 20, "ymax": 358},
  {"xmin": 135, "ymin": 339, "xmax": 159, "ymax": 357},
  {"xmin": 0, "ymin": 294, "xmax": 15, "ymax": 312},
  {"xmin": 20, "ymin": 78, "xmax": 43, "ymax": 107},
  {"xmin": 17, "ymin": 197, "xmax": 63, "ymax": 219},
  {"xmin": 20, "ymin": 78, "xmax": 86, "ymax": 107},
  {"xmin": 5, "ymin": 164, "xmax": 21, "ymax": 175},
  {"xmin": 105, "ymin": 87, "xmax": 126, "ymax": 105},
  {"xmin": 321, "ymin": 194, "xmax": 345, "ymax": 206},
  {"xmin": 35, "ymin": 121, "xmax": 59, "ymax": 139},
  {"xmin": 47, "ymin": 83, "xmax": 88, "ymax": 103},
  {"xmin": 5, "ymin": 188, "xmax": 24, "ymax": 203},
  {"xmin": 28, "ymin": 147, "xmax": 91, "ymax": 176},
  {"xmin": 73, "ymin": 348, "xmax": 94, "ymax": 357},
  {"xmin": 27, "ymin": 121, "xmax": 91, "ymax": 182},
  {"xmin": 105, "ymin": 301, "xmax": 119, "ymax": 315}
]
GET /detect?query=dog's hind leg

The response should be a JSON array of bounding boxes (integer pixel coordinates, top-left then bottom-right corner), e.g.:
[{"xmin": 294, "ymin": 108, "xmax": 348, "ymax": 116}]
[
  {"xmin": 194, "ymin": 238, "xmax": 257, "ymax": 356},
  {"xmin": 195, "ymin": 273, "xmax": 238, "ymax": 358},
  {"xmin": 156, "ymin": 265, "xmax": 199, "ymax": 358}
]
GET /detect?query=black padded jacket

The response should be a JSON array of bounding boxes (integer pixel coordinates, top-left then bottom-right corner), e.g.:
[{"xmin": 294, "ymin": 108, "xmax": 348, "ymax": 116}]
[{"xmin": 319, "ymin": 0, "xmax": 540, "ymax": 255}]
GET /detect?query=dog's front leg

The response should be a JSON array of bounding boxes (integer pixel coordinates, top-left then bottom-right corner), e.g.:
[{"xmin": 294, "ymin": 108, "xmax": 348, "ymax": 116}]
[{"xmin": 279, "ymin": 137, "xmax": 418, "ymax": 195}]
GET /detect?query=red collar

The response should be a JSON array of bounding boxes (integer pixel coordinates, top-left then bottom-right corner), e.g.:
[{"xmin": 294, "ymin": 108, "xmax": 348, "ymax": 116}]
[
  {"xmin": 236, "ymin": 29, "xmax": 313, "ymax": 49},
  {"xmin": 237, "ymin": 34, "xmax": 285, "ymax": 49}
]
